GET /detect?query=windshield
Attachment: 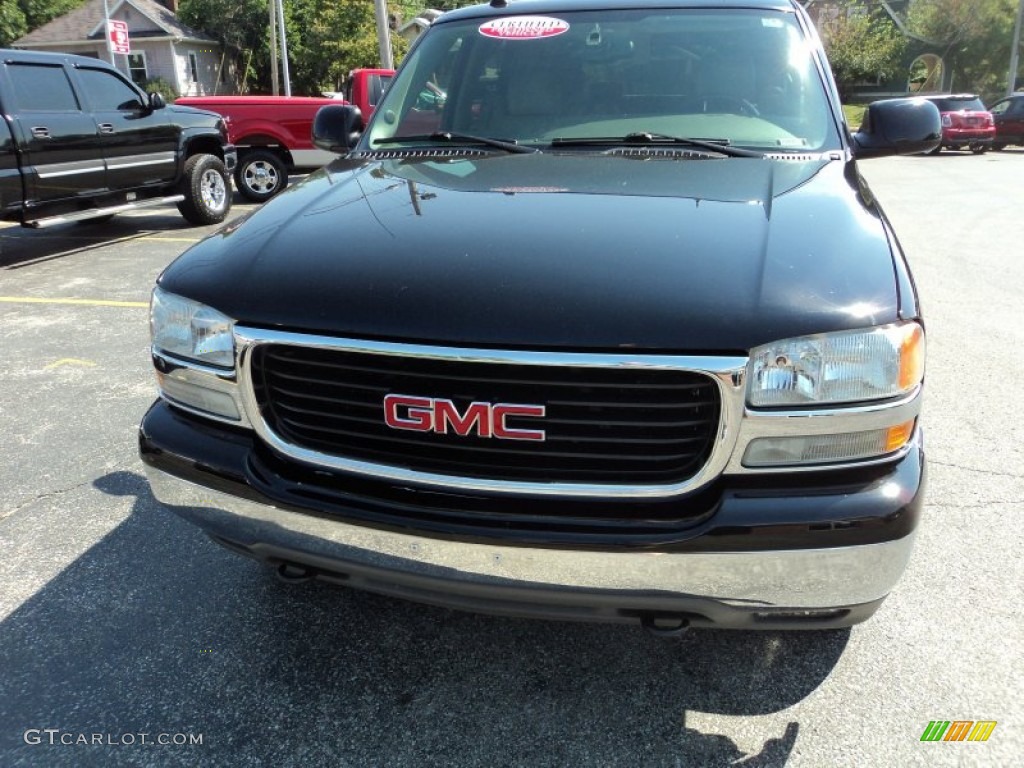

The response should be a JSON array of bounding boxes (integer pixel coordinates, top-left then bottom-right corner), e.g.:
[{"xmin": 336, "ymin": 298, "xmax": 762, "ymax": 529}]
[
  {"xmin": 366, "ymin": 8, "xmax": 839, "ymax": 152},
  {"xmin": 932, "ymin": 97, "xmax": 986, "ymax": 112}
]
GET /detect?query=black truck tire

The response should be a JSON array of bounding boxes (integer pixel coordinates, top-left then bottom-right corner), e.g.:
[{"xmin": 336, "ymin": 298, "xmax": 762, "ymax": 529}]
[
  {"xmin": 177, "ymin": 154, "xmax": 232, "ymax": 225},
  {"xmin": 235, "ymin": 149, "xmax": 289, "ymax": 203}
]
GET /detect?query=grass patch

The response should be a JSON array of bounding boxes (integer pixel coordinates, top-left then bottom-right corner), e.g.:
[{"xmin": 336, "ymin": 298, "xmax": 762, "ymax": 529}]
[{"xmin": 843, "ymin": 104, "xmax": 866, "ymax": 128}]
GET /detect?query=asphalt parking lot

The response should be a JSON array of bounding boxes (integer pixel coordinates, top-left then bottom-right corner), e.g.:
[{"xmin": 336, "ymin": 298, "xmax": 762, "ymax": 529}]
[{"xmin": 1, "ymin": 154, "xmax": 1022, "ymax": 767}]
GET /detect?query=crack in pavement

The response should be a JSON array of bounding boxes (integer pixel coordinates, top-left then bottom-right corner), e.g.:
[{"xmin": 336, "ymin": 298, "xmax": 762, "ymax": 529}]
[
  {"xmin": 0, "ymin": 471, "xmax": 125, "ymax": 522},
  {"xmin": 927, "ymin": 460, "xmax": 1024, "ymax": 481},
  {"xmin": 926, "ymin": 500, "xmax": 1023, "ymax": 510}
]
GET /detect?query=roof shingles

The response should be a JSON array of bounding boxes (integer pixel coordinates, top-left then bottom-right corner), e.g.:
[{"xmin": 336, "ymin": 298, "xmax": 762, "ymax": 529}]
[{"xmin": 15, "ymin": 0, "xmax": 215, "ymax": 46}]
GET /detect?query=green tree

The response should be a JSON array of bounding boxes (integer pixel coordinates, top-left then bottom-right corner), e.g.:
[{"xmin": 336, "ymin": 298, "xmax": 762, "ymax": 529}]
[
  {"xmin": 180, "ymin": 0, "xmax": 418, "ymax": 94},
  {"xmin": 0, "ymin": 0, "xmax": 28, "ymax": 47},
  {"xmin": 906, "ymin": 0, "xmax": 1017, "ymax": 99},
  {"xmin": 19, "ymin": 0, "xmax": 83, "ymax": 29},
  {"xmin": 178, "ymin": 0, "xmax": 273, "ymax": 92},
  {"xmin": 820, "ymin": 3, "xmax": 906, "ymax": 102},
  {"xmin": 287, "ymin": 0, "xmax": 407, "ymax": 93},
  {"xmin": 1, "ymin": 0, "xmax": 85, "ymax": 46}
]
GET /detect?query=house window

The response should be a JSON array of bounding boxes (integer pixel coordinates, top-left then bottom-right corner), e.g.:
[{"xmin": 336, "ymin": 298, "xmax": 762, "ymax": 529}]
[
  {"xmin": 127, "ymin": 53, "xmax": 148, "ymax": 87},
  {"xmin": 188, "ymin": 52, "xmax": 199, "ymax": 83}
]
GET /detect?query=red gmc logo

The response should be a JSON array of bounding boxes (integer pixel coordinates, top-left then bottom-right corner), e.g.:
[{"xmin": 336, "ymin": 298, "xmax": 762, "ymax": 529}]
[{"xmin": 383, "ymin": 394, "xmax": 546, "ymax": 441}]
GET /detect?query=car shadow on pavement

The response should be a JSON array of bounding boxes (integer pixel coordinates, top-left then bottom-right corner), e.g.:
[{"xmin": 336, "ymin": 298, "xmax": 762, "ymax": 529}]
[
  {"xmin": 0, "ymin": 214, "xmax": 199, "ymax": 270},
  {"xmin": 0, "ymin": 192, "xmax": 254, "ymax": 270},
  {"xmin": 0, "ymin": 469, "xmax": 847, "ymax": 767}
]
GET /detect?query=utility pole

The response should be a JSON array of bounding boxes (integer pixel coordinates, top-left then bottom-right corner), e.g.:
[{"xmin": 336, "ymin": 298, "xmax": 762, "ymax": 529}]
[
  {"xmin": 1010, "ymin": 0, "xmax": 1024, "ymax": 96},
  {"xmin": 276, "ymin": 0, "xmax": 292, "ymax": 96},
  {"xmin": 102, "ymin": 0, "xmax": 115, "ymax": 66},
  {"xmin": 268, "ymin": 0, "xmax": 279, "ymax": 95},
  {"xmin": 374, "ymin": 0, "xmax": 394, "ymax": 70}
]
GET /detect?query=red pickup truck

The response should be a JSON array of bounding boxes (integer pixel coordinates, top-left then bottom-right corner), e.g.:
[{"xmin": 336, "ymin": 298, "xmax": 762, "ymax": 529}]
[{"xmin": 177, "ymin": 69, "xmax": 393, "ymax": 202}]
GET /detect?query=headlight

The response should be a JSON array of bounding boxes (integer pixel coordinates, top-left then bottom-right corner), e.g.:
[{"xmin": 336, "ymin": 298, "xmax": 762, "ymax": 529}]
[
  {"xmin": 151, "ymin": 287, "xmax": 235, "ymax": 368},
  {"xmin": 748, "ymin": 323, "xmax": 924, "ymax": 407}
]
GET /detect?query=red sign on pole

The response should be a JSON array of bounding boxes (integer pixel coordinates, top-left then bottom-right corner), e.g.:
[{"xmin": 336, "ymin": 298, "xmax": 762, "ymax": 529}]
[{"xmin": 107, "ymin": 19, "xmax": 130, "ymax": 55}]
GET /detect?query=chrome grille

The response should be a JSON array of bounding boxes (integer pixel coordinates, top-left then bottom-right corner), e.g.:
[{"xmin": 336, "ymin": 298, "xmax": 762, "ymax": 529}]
[{"xmin": 247, "ymin": 343, "xmax": 722, "ymax": 487}]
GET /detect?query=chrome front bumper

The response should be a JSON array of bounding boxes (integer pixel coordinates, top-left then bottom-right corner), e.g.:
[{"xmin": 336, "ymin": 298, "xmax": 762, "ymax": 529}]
[{"xmin": 144, "ymin": 462, "xmax": 917, "ymax": 628}]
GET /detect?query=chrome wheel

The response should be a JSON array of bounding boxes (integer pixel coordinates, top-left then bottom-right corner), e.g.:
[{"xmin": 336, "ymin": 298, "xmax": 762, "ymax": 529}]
[
  {"xmin": 234, "ymin": 150, "xmax": 289, "ymax": 202},
  {"xmin": 242, "ymin": 161, "xmax": 280, "ymax": 195},
  {"xmin": 178, "ymin": 154, "xmax": 231, "ymax": 225},
  {"xmin": 200, "ymin": 168, "xmax": 228, "ymax": 213}
]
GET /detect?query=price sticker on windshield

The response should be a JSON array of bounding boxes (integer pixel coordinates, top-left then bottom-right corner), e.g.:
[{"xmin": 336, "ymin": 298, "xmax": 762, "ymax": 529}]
[{"xmin": 479, "ymin": 16, "xmax": 569, "ymax": 40}]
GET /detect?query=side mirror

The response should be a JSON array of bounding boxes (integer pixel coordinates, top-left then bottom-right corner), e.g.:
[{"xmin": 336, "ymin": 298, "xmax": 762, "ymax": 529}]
[
  {"xmin": 852, "ymin": 98, "xmax": 941, "ymax": 159},
  {"xmin": 312, "ymin": 105, "xmax": 364, "ymax": 153},
  {"xmin": 148, "ymin": 92, "xmax": 166, "ymax": 111}
]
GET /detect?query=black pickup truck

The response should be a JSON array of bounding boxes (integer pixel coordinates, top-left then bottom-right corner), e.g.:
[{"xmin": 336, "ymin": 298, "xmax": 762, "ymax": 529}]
[
  {"xmin": 140, "ymin": 0, "xmax": 941, "ymax": 632},
  {"xmin": 1, "ymin": 48, "xmax": 234, "ymax": 228}
]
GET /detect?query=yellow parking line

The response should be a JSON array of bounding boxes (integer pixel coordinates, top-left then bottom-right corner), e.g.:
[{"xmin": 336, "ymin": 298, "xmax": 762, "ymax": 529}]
[
  {"xmin": 45, "ymin": 358, "xmax": 98, "ymax": 370},
  {"xmin": 0, "ymin": 296, "xmax": 148, "ymax": 308}
]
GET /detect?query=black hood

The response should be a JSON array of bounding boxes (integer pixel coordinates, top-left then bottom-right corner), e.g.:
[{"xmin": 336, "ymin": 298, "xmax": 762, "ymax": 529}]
[
  {"xmin": 165, "ymin": 103, "xmax": 223, "ymax": 122},
  {"xmin": 159, "ymin": 152, "xmax": 899, "ymax": 352}
]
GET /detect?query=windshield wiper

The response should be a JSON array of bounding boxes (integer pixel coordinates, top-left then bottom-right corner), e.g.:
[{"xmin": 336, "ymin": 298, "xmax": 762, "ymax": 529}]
[
  {"xmin": 551, "ymin": 133, "xmax": 763, "ymax": 158},
  {"xmin": 373, "ymin": 132, "xmax": 538, "ymax": 154}
]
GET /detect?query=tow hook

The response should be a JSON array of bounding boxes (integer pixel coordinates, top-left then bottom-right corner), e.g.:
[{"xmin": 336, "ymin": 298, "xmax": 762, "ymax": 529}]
[
  {"xmin": 276, "ymin": 562, "xmax": 316, "ymax": 584},
  {"xmin": 641, "ymin": 615, "xmax": 691, "ymax": 638}
]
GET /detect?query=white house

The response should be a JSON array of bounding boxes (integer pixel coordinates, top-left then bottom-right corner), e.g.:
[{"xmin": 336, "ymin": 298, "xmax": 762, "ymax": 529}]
[
  {"xmin": 13, "ymin": 0, "xmax": 233, "ymax": 97},
  {"xmin": 398, "ymin": 9, "xmax": 442, "ymax": 44}
]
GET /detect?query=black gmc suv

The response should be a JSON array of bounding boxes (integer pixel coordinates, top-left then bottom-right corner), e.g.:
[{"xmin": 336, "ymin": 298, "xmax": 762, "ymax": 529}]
[
  {"xmin": 140, "ymin": 0, "xmax": 940, "ymax": 631},
  {"xmin": 0, "ymin": 49, "xmax": 235, "ymax": 228}
]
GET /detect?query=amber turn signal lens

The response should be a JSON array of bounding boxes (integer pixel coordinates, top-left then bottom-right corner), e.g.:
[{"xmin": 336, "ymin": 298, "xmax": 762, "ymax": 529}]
[
  {"xmin": 885, "ymin": 419, "xmax": 916, "ymax": 452},
  {"xmin": 898, "ymin": 324, "xmax": 925, "ymax": 391}
]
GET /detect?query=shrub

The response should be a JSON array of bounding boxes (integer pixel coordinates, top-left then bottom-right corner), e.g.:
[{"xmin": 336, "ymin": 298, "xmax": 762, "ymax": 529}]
[{"xmin": 142, "ymin": 76, "xmax": 179, "ymax": 101}]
